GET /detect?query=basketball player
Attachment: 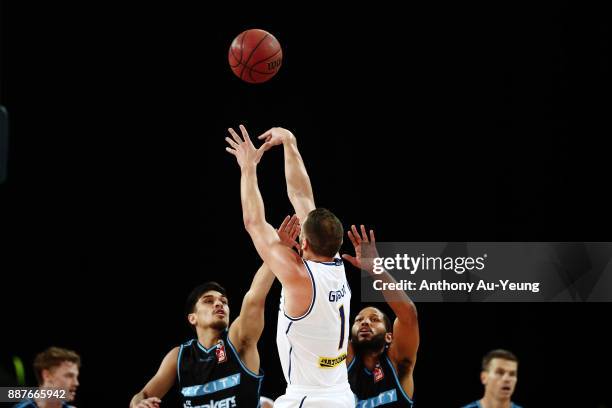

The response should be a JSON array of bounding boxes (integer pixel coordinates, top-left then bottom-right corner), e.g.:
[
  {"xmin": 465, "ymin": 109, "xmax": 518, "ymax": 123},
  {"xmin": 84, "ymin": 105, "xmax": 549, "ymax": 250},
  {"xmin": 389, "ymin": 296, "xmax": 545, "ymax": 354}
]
[
  {"xmin": 129, "ymin": 215, "xmax": 300, "ymax": 408},
  {"xmin": 13, "ymin": 347, "xmax": 80, "ymax": 408},
  {"xmin": 225, "ymin": 125, "xmax": 354, "ymax": 407},
  {"xmin": 342, "ymin": 225, "xmax": 418, "ymax": 407},
  {"xmin": 461, "ymin": 350, "xmax": 523, "ymax": 408}
]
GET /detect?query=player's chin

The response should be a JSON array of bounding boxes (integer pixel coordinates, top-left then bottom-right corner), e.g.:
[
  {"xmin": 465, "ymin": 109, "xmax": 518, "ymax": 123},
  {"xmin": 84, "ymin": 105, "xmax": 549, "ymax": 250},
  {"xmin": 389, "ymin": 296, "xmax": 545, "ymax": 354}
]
[
  {"xmin": 357, "ymin": 332, "xmax": 373, "ymax": 341},
  {"xmin": 67, "ymin": 391, "xmax": 76, "ymax": 401},
  {"xmin": 210, "ymin": 320, "xmax": 229, "ymax": 331},
  {"xmin": 350, "ymin": 337, "xmax": 367, "ymax": 348}
]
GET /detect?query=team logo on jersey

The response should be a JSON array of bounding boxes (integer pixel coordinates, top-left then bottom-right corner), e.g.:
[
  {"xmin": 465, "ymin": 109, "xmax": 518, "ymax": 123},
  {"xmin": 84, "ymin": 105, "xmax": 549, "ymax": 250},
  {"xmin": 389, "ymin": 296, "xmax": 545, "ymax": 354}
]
[
  {"xmin": 373, "ymin": 365, "xmax": 385, "ymax": 383},
  {"xmin": 356, "ymin": 389, "xmax": 397, "ymax": 408},
  {"xmin": 318, "ymin": 352, "xmax": 347, "ymax": 368},
  {"xmin": 181, "ymin": 374, "xmax": 241, "ymax": 397},
  {"xmin": 215, "ymin": 339, "xmax": 227, "ymax": 363}
]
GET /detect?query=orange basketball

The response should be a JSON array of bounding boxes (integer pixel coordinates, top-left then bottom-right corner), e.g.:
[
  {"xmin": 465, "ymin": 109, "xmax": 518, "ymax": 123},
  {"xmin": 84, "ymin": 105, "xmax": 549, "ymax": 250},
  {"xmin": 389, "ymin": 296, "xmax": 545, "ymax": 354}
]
[{"xmin": 228, "ymin": 29, "xmax": 283, "ymax": 84}]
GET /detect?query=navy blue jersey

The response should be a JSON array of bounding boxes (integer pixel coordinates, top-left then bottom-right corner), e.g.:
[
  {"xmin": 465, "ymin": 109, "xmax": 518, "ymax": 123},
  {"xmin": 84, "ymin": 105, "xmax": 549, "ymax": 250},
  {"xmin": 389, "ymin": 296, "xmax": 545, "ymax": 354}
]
[
  {"xmin": 177, "ymin": 330, "xmax": 263, "ymax": 407},
  {"xmin": 462, "ymin": 401, "xmax": 522, "ymax": 408},
  {"xmin": 13, "ymin": 400, "xmax": 74, "ymax": 408},
  {"xmin": 348, "ymin": 350, "xmax": 414, "ymax": 407}
]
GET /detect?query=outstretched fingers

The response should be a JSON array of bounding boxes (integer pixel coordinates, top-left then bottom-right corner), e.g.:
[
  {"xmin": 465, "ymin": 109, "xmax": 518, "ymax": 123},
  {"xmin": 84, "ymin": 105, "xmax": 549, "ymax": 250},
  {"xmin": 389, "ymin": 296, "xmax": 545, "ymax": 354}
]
[
  {"xmin": 360, "ymin": 225, "xmax": 369, "ymax": 243},
  {"xmin": 279, "ymin": 215, "xmax": 292, "ymax": 232},
  {"xmin": 228, "ymin": 127, "xmax": 242, "ymax": 144},
  {"xmin": 239, "ymin": 124, "xmax": 253, "ymax": 146},
  {"xmin": 350, "ymin": 225, "xmax": 363, "ymax": 244},
  {"xmin": 347, "ymin": 228, "xmax": 359, "ymax": 248},
  {"xmin": 225, "ymin": 136, "xmax": 239, "ymax": 149},
  {"xmin": 290, "ymin": 216, "xmax": 301, "ymax": 241}
]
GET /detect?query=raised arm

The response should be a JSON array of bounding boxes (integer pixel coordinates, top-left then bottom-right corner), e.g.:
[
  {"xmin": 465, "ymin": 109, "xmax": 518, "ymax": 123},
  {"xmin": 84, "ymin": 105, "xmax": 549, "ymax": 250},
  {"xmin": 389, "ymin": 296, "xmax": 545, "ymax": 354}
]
[
  {"xmin": 228, "ymin": 216, "xmax": 301, "ymax": 372},
  {"xmin": 343, "ymin": 225, "xmax": 419, "ymax": 395},
  {"xmin": 229, "ymin": 263, "xmax": 275, "ymax": 346},
  {"xmin": 129, "ymin": 347, "xmax": 178, "ymax": 408},
  {"xmin": 229, "ymin": 215, "xmax": 300, "ymax": 348},
  {"xmin": 226, "ymin": 125, "xmax": 312, "ymax": 317},
  {"xmin": 258, "ymin": 127, "xmax": 315, "ymax": 222}
]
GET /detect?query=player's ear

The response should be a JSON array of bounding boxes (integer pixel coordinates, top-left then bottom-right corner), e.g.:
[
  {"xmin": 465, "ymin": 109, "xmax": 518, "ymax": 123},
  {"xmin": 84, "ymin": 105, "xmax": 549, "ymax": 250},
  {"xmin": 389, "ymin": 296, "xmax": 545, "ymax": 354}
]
[
  {"xmin": 385, "ymin": 332, "xmax": 393, "ymax": 344},
  {"xmin": 187, "ymin": 313, "xmax": 197, "ymax": 326},
  {"xmin": 480, "ymin": 370, "xmax": 488, "ymax": 385},
  {"xmin": 41, "ymin": 368, "xmax": 53, "ymax": 384}
]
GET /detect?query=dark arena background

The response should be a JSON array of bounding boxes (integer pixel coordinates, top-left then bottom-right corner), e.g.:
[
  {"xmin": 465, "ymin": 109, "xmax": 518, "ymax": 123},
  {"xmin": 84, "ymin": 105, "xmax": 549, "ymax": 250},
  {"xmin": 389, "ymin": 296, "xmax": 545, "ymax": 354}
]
[{"xmin": 1, "ymin": 3, "xmax": 611, "ymax": 407}]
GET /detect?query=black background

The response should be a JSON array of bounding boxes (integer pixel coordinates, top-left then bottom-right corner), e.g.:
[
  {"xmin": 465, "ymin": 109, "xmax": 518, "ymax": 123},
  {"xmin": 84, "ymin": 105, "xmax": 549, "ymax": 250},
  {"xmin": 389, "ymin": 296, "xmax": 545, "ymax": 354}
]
[{"xmin": 1, "ymin": 2, "xmax": 611, "ymax": 407}]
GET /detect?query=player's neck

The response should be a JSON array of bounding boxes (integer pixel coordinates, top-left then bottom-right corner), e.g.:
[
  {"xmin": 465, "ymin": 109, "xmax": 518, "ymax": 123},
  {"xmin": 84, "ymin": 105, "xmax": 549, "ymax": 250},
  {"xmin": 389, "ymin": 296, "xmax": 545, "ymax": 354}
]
[
  {"xmin": 480, "ymin": 394, "xmax": 512, "ymax": 408},
  {"xmin": 197, "ymin": 327, "xmax": 224, "ymax": 349},
  {"xmin": 303, "ymin": 251, "xmax": 334, "ymax": 263},
  {"xmin": 361, "ymin": 347, "xmax": 385, "ymax": 370}
]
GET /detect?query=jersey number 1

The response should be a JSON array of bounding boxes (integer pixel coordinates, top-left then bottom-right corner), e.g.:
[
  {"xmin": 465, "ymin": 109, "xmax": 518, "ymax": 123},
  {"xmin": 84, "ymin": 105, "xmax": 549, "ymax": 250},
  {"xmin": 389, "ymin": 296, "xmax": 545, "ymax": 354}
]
[{"xmin": 338, "ymin": 304, "xmax": 346, "ymax": 349}]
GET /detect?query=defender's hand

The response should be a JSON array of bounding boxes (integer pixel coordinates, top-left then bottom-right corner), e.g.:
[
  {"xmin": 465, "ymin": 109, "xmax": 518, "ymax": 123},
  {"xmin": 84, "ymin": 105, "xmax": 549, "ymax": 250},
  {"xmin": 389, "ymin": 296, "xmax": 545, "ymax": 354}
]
[
  {"xmin": 342, "ymin": 225, "xmax": 379, "ymax": 273},
  {"xmin": 277, "ymin": 214, "xmax": 301, "ymax": 253}
]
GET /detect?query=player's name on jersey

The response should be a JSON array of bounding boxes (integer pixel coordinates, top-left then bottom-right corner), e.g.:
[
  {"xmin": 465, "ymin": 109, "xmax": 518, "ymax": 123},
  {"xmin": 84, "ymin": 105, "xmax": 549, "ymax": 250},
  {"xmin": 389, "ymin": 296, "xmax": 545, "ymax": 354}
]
[
  {"xmin": 329, "ymin": 284, "xmax": 348, "ymax": 302},
  {"xmin": 372, "ymin": 279, "xmax": 541, "ymax": 293}
]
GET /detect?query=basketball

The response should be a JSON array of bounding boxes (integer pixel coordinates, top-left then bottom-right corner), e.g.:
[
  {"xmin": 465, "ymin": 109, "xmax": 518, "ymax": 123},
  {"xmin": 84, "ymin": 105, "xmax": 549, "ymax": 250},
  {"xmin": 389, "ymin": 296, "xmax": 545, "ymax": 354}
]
[{"xmin": 228, "ymin": 29, "xmax": 283, "ymax": 84}]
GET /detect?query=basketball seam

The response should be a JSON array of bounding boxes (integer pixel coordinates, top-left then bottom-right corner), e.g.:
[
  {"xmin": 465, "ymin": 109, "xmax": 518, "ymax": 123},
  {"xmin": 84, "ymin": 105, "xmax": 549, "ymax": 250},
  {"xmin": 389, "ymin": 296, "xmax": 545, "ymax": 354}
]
[
  {"xmin": 229, "ymin": 32, "xmax": 246, "ymax": 68},
  {"xmin": 249, "ymin": 63, "xmax": 275, "ymax": 83},
  {"xmin": 229, "ymin": 46, "xmax": 241, "ymax": 66},
  {"xmin": 239, "ymin": 33, "xmax": 270, "ymax": 80},
  {"xmin": 234, "ymin": 62, "xmax": 276, "ymax": 76},
  {"xmin": 248, "ymin": 66, "xmax": 256, "ymax": 83},
  {"xmin": 241, "ymin": 49, "xmax": 281, "ymax": 80}
]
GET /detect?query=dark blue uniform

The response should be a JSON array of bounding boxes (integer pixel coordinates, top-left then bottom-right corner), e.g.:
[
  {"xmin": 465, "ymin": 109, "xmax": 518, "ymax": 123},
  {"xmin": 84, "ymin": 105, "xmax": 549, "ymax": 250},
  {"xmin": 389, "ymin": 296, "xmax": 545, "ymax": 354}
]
[
  {"xmin": 177, "ymin": 330, "xmax": 263, "ymax": 407},
  {"xmin": 13, "ymin": 400, "xmax": 73, "ymax": 408},
  {"xmin": 348, "ymin": 349, "xmax": 414, "ymax": 407},
  {"xmin": 462, "ymin": 402, "xmax": 523, "ymax": 408}
]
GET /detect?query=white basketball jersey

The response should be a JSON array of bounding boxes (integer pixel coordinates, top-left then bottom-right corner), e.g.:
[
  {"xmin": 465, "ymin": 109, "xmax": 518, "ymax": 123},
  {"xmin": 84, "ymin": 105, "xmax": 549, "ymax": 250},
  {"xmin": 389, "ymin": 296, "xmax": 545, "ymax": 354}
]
[{"xmin": 276, "ymin": 256, "xmax": 351, "ymax": 388}]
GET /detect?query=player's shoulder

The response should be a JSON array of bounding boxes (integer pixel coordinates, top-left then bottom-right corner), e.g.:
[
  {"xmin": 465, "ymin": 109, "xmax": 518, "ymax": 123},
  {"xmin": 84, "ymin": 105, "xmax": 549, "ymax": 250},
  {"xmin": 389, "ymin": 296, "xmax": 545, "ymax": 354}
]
[
  {"xmin": 176, "ymin": 340, "xmax": 197, "ymax": 362},
  {"xmin": 179, "ymin": 338, "xmax": 197, "ymax": 347},
  {"xmin": 164, "ymin": 345, "xmax": 181, "ymax": 359},
  {"xmin": 163, "ymin": 344, "xmax": 183, "ymax": 369},
  {"xmin": 303, "ymin": 257, "xmax": 346, "ymax": 275}
]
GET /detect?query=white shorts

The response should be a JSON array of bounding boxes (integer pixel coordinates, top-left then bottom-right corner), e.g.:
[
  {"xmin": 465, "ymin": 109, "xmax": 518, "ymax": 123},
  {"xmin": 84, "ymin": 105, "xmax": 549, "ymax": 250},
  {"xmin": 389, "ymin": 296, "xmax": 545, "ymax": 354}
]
[
  {"xmin": 274, "ymin": 383, "xmax": 355, "ymax": 408},
  {"xmin": 260, "ymin": 396, "xmax": 275, "ymax": 408}
]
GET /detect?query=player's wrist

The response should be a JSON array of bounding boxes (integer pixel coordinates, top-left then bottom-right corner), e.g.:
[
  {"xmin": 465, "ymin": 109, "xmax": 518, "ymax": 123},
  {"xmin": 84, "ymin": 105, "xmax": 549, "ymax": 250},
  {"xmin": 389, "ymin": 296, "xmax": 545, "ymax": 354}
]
[
  {"xmin": 241, "ymin": 163, "xmax": 258, "ymax": 173},
  {"xmin": 282, "ymin": 132, "xmax": 297, "ymax": 145}
]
